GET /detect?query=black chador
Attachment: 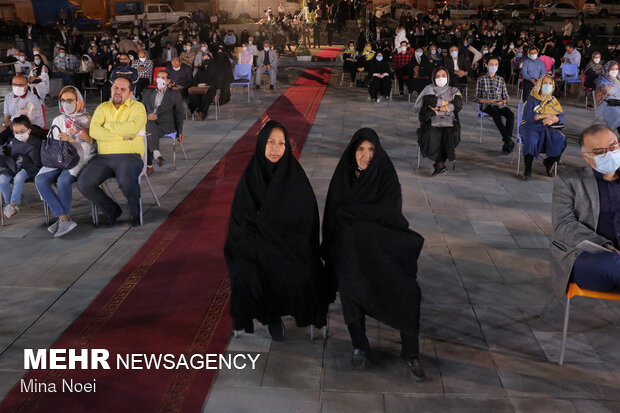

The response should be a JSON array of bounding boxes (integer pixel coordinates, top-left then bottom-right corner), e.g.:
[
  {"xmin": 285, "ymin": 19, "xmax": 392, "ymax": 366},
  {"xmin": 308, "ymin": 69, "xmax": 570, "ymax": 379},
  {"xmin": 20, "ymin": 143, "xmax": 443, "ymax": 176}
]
[{"xmin": 225, "ymin": 121, "xmax": 330, "ymax": 339}]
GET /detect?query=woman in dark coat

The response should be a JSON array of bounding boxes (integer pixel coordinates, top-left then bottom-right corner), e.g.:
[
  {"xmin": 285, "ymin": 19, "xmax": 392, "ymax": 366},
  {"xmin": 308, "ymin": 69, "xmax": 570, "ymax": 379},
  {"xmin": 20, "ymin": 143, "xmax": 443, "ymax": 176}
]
[
  {"xmin": 225, "ymin": 121, "xmax": 329, "ymax": 340},
  {"xmin": 414, "ymin": 67, "xmax": 463, "ymax": 176},
  {"xmin": 367, "ymin": 52, "xmax": 392, "ymax": 102},
  {"xmin": 321, "ymin": 128, "xmax": 426, "ymax": 382}
]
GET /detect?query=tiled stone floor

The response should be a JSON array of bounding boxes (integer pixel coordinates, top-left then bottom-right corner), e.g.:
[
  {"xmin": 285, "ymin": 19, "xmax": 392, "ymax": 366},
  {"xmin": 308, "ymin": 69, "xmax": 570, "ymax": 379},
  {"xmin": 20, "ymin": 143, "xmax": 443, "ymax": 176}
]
[{"xmin": 1, "ymin": 66, "xmax": 620, "ymax": 412}]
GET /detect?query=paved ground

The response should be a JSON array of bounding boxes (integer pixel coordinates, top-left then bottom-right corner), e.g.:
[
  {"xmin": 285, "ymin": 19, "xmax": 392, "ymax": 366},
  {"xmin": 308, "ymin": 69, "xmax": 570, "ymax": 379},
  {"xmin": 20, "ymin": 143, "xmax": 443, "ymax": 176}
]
[{"xmin": 1, "ymin": 63, "xmax": 620, "ymax": 412}]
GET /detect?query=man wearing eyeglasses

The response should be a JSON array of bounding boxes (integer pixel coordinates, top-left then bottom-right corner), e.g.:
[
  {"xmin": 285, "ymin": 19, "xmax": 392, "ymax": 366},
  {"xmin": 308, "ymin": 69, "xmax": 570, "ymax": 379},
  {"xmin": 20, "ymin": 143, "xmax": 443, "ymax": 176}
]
[{"xmin": 551, "ymin": 124, "xmax": 620, "ymax": 297}]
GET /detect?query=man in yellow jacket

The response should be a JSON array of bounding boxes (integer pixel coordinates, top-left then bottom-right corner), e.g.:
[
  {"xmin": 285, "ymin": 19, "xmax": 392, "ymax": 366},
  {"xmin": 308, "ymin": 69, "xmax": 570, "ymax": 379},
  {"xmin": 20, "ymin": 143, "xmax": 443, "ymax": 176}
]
[{"xmin": 78, "ymin": 76, "xmax": 147, "ymax": 227}]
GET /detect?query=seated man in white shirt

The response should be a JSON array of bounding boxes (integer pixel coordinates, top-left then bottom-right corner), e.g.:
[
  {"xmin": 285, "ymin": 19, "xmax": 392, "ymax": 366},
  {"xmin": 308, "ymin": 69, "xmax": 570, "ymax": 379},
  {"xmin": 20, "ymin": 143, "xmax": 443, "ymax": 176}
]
[
  {"xmin": 0, "ymin": 75, "xmax": 45, "ymax": 145},
  {"xmin": 14, "ymin": 51, "xmax": 32, "ymax": 77}
]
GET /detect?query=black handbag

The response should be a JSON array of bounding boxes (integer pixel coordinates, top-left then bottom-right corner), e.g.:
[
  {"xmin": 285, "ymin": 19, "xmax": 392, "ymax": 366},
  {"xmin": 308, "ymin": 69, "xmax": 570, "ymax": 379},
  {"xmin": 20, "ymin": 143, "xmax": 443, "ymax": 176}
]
[
  {"xmin": 607, "ymin": 99, "xmax": 620, "ymax": 107},
  {"xmin": 40, "ymin": 125, "xmax": 80, "ymax": 170}
]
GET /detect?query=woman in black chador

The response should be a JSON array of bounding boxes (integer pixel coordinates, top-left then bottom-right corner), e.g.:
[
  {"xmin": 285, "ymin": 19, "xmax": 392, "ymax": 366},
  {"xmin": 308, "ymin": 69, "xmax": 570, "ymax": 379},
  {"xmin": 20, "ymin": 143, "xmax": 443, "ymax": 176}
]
[
  {"xmin": 225, "ymin": 120, "xmax": 330, "ymax": 341},
  {"xmin": 321, "ymin": 128, "xmax": 426, "ymax": 381}
]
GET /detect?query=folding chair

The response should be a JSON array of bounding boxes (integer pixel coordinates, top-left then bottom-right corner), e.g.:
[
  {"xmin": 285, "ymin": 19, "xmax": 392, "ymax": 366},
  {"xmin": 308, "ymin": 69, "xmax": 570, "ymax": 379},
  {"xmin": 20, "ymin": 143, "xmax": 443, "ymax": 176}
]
[
  {"xmin": 559, "ymin": 283, "xmax": 620, "ymax": 366},
  {"xmin": 162, "ymin": 132, "xmax": 187, "ymax": 169},
  {"xmin": 92, "ymin": 134, "xmax": 160, "ymax": 226},
  {"xmin": 472, "ymin": 104, "xmax": 491, "ymax": 143},
  {"xmin": 230, "ymin": 64, "xmax": 252, "ymax": 103},
  {"xmin": 561, "ymin": 64, "xmax": 581, "ymax": 97},
  {"xmin": 83, "ymin": 69, "xmax": 107, "ymax": 101}
]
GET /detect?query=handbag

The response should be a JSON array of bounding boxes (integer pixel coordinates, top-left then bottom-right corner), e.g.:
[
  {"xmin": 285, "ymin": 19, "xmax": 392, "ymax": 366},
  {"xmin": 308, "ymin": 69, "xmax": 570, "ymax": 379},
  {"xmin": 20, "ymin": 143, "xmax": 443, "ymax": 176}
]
[
  {"xmin": 607, "ymin": 99, "xmax": 620, "ymax": 107},
  {"xmin": 431, "ymin": 111, "xmax": 454, "ymax": 128},
  {"xmin": 188, "ymin": 86, "xmax": 211, "ymax": 95},
  {"xmin": 40, "ymin": 125, "xmax": 80, "ymax": 170}
]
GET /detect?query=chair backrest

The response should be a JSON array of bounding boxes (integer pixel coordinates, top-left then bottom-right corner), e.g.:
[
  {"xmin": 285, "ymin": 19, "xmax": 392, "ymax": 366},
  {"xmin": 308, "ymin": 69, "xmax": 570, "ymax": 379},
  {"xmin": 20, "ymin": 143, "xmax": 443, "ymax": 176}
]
[
  {"xmin": 561, "ymin": 63, "xmax": 578, "ymax": 79},
  {"xmin": 148, "ymin": 66, "xmax": 165, "ymax": 89},
  {"xmin": 477, "ymin": 104, "xmax": 485, "ymax": 117},
  {"xmin": 93, "ymin": 69, "xmax": 107, "ymax": 82},
  {"xmin": 233, "ymin": 64, "xmax": 252, "ymax": 82},
  {"xmin": 517, "ymin": 102, "xmax": 524, "ymax": 142}
]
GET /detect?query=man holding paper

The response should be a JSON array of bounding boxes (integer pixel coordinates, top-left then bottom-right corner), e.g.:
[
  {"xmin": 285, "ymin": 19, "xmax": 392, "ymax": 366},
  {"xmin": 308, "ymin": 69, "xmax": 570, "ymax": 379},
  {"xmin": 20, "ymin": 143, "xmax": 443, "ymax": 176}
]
[{"xmin": 551, "ymin": 124, "xmax": 620, "ymax": 296}]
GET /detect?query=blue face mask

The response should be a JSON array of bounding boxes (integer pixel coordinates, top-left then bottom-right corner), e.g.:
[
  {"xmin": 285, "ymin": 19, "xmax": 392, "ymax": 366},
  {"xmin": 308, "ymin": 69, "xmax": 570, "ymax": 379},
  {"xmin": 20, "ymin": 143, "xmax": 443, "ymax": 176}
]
[
  {"xmin": 588, "ymin": 150, "xmax": 620, "ymax": 175},
  {"xmin": 376, "ymin": 56, "xmax": 383, "ymax": 61},
  {"xmin": 488, "ymin": 65, "xmax": 498, "ymax": 74},
  {"xmin": 437, "ymin": 48, "xmax": 441, "ymax": 54},
  {"xmin": 450, "ymin": 51, "xmax": 458, "ymax": 58},
  {"xmin": 541, "ymin": 83, "xmax": 553, "ymax": 95},
  {"xmin": 516, "ymin": 52, "xmax": 523, "ymax": 57},
  {"xmin": 415, "ymin": 51, "xmax": 423, "ymax": 57}
]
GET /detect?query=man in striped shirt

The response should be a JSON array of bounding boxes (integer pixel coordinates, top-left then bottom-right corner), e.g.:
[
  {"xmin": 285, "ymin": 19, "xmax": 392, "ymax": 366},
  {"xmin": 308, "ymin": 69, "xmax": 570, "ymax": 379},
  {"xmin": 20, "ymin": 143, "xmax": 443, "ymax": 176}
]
[{"xmin": 475, "ymin": 56, "xmax": 515, "ymax": 154}]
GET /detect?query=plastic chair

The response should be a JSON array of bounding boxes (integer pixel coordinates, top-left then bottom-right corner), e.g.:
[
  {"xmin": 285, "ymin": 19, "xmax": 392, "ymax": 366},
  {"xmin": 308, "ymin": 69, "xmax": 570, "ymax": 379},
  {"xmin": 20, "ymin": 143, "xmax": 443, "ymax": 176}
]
[
  {"xmin": 472, "ymin": 104, "xmax": 490, "ymax": 143},
  {"xmin": 162, "ymin": 132, "xmax": 187, "ymax": 169},
  {"xmin": 579, "ymin": 71, "xmax": 594, "ymax": 109},
  {"xmin": 559, "ymin": 283, "xmax": 620, "ymax": 366},
  {"xmin": 83, "ymin": 69, "xmax": 107, "ymax": 101},
  {"xmin": 230, "ymin": 64, "xmax": 252, "ymax": 103},
  {"xmin": 147, "ymin": 67, "xmax": 165, "ymax": 89},
  {"xmin": 561, "ymin": 64, "xmax": 581, "ymax": 97}
]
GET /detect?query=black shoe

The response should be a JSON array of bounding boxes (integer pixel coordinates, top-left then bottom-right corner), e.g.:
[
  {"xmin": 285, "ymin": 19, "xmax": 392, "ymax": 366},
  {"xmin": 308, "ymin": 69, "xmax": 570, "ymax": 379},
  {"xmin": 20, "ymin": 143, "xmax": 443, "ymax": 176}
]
[
  {"xmin": 269, "ymin": 84, "xmax": 274, "ymax": 90},
  {"xmin": 156, "ymin": 156, "xmax": 166, "ymax": 167},
  {"xmin": 255, "ymin": 84, "xmax": 260, "ymax": 90},
  {"xmin": 502, "ymin": 139, "xmax": 515, "ymax": 154},
  {"xmin": 543, "ymin": 158, "xmax": 556, "ymax": 177},
  {"xmin": 522, "ymin": 167, "xmax": 532, "ymax": 181},
  {"xmin": 432, "ymin": 164, "xmax": 447, "ymax": 176},
  {"xmin": 103, "ymin": 205, "xmax": 122, "ymax": 227},
  {"xmin": 351, "ymin": 348, "xmax": 367, "ymax": 370},
  {"xmin": 403, "ymin": 357, "xmax": 426, "ymax": 382},
  {"xmin": 399, "ymin": 91, "xmax": 405, "ymax": 96},
  {"xmin": 268, "ymin": 320, "xmax": 285, "ymax": 341},
  {"xmin": 129, "ymin": 216, "xmax": 140, "ymax": 227}
]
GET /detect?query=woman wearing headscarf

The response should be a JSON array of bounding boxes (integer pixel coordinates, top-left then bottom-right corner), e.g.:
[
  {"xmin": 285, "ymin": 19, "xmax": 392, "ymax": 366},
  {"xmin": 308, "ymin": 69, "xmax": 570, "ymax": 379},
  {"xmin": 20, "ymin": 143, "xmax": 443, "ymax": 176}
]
[
  {"xmin": 584, "ymin": 52, "xmax": 604, "ymax": 91},
  {"xmin": 34, "ymin": 86, "xmax": 94, "ymax": 237},
  {"xmin": 595, "ymin": 61, "xmax": 620, "ymax": 134},
  {"xmin": 322, "ymin": 128, "xmax": 425, "ymax": 381},
  {"xmin": 414, "ymin": 67, "xmax": 463, "ymax": 176},
  {"xmin": 519, "ymin": 75, "xmax": 565, "ymax": 181},
  {"xmin": 27, "ymin": 54, "xmax": 49, "ymax": 103},
  {"xmin": 367, "ymin": 51, "xmax": 392, "ymax": 102},
  {"xmin": 225, "ymin": 121, "xmax": 329, "ymax": 341},
  {"xmin": 212, "ymin": 46, "xmax": 233, "ymax": 105},
  {"xmin": 343, "ymin": 41, "xmax": 359, "ymax": 87}
]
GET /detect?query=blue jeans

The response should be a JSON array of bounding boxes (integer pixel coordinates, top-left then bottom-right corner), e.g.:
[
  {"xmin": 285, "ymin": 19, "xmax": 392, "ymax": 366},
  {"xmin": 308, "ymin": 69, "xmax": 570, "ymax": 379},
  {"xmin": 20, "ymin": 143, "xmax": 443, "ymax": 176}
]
[
  {"xmin": 573, "ymin": 251, "xmax": 620, "ymax": 292},
  {"xmin": 35, "ymin": 169, "xmax": 76, "ymax": 217},
  {"xmin": 0, "ymin": 169, "xmax": 29, "ymax": 204}
]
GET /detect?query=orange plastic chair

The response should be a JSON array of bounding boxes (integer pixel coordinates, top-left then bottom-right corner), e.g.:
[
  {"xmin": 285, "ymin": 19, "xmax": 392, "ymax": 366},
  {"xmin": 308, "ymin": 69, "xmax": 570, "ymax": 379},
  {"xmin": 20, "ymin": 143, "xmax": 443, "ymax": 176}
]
[{"xmin": 559, "ymin": 283, "xmax": 620, "ymax": 365}]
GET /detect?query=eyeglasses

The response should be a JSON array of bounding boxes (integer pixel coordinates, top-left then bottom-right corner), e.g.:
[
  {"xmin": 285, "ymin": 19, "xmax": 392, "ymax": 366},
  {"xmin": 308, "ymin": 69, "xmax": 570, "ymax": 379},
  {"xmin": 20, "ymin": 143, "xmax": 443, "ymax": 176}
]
[
  {"xmin": 59, "ymin": 98, "xmax": 76, "ymax": 104},
  {"xmin": 583, "ymin": 142, "xmax": 620, "ymax": 156}
]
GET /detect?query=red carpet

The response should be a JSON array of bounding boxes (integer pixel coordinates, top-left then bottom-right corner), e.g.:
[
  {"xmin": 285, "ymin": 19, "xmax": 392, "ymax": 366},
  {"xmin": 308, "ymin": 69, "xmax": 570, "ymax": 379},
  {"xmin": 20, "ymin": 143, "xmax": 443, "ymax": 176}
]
[
  {"xmin": 0, "ymin": 67, "xmax": 331, "ymax": 413},
  {"xmin": 312, "ymin": 47, "xmax": 341, "ymax": 62}
]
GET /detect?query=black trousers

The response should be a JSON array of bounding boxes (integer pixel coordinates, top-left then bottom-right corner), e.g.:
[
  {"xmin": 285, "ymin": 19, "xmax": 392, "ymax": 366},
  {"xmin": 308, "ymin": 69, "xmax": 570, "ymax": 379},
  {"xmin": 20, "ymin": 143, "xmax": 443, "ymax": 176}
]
[
  {"xmin": 77, "ymin": 154, "xmax": 143, "ymax": 220},
  {"xmin": 347, "ymin": 317, "xmax": 420, "ymax": 358},
  {"xmin": 343, "ymin": 61, "xmax": 357, "ymax": 82},
  {"xmin": 522, "ymin": 79, "xmax": 535, "ymax": 102},
  {"xmin": 188, "ymin": 89, "xmax": 217, "ymax": 115},
  {"xmin": 395, "ymin": 67, "xmax": 409, "ymax": 92},
  {"xmin": 368, "ymin": 76, "xmax": 391, "ymax": 100},
  {"xmin": 481, "ymin": 105, "xmax": 514, "ymax": 142}
]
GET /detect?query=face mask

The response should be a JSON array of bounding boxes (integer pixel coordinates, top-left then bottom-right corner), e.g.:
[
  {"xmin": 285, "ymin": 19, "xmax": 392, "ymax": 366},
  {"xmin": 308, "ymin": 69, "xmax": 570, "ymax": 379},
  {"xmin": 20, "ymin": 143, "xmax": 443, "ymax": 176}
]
[
  {"xmin": 201, "ymin": 46, "xmax": 208, "ymax": 52},
  {"xmin": 12, "ymin": 86, "xmax": 25, "ymax": 96},
  {"xmin": 488, "ymin": 65, "xmax": 498, "ymax": 74},
  {"xmin": 376, "ymin": 56, "xmax": 383, "ymax": 61},
  {"xmin": 349, "ymin": 45, "xmax": 355, "ymax": 50},
  {"xmin": 509, "ymin": 44, "xmax": 514, "ymax": 49},
  {"xmin": 415, "ymin": 51, "xmax": 423, "ymax": 57},
  {"xmin": 450, "ymin": 51, "xmax": 458, "ymax": 58},
  {"xmin": 437, "ymin": 48, "xmax": 442, "ymax": 54},
  {"xmin": 18, "ymin": 56, "xmax": 25, "ymax": 62},
  {"xmin": 34, "ymin": 58, "xmax": 41, "ymax": 65},
  {"xmin": 431, "ymin": 49, "xmax": 436, "ymax": 54},
  {"xmin": 61, "ymin": 101, "xmax": 76, "ymax": 114},
  {"xmin": 173, "ymin": 66, "xmax": 181, "ymax": 71},
  {"xmin": 463, "ymin": 42, "xmax": 468, "ymax": 47},
  {"xmin": 184, "ymin": 46, "xmax": 190, "ymax": 51},
  {"xmin": 516, "ymin": 52, "xmax": 523, "ymax": 57},
  {"xmin": 610, "ymin": 70, "xmax": 619, "ymax": 78},
  {"xmin": 541, "ymin": 83, "xmax": 553, "ymax": 95},
  {"xmin": 156, "ymin": 78, "xmax": 167, "ymax": 89},
  {"xmin": 242, "ymin": 47, "xmax": 247, "ymax": 51},
  {"xmin": 59, "ymin": 53, "xmax": 65, "ymax": 58},
  {"xmin": 530, "ymin": 54, "xmax": 538, "ymax": 60},
  {"xmin": 435, "ymin": 77, "xmax": 448, "ymax": 87},
  {"xmin": 33, "ymin": 51, "xmax": 39, "ymax": 55},
  {"xmin": 588, "ymin": 150, "xmax": 620, "ymax": 175},
  {"xmin": 14, "ymin": 131, "xmax": 29, "ymax": 142},
  {"xmin": 482, "ymin": 50, "xmax": 489, "ymax": 54},
  {"xmin": 593, "ymin": 57, "xmax": 601, "ymax": 64},
  {"xmin": 264, "ymin": 47, "xmax": 270, "ymax": 51},
  {"xmin": 249, "ymin": 40, "xmax": 253, "ymax": 44}
]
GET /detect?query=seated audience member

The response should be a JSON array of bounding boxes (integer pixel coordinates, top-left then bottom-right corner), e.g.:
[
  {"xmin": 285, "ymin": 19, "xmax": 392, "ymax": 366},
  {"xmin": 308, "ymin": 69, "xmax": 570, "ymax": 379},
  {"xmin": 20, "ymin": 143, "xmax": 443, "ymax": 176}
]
[
  {"xmin": 143, "ymin": 70, "xmax": 183, "ymax": 174},
  {"xmin": 584, "ymin": 52, "xmax": 604, "ymax": 91},
  {"xmin": 189, "ymin": 53, "xmax": 217, "ymax": 120},
  {"xmin": 321, "ymin": 128, "xmax": 425, "ymax": 381},
  {"xmin": 0, "ymin": 116, "xmax": 42, "ymax": 219},
  {"xmin": 166, "ymin": 57, "xmax": 193, "ymax": 98},
  {"xmin": 77, "ymin": 76, "xmax": 147, "ymax": 227},
  {"xmin": 414, "ymin": 67, "xmax": 463, "ymax": 176},
  {"xmin": 367, "ymin": 52, "xmax": 391, "ymax": 103},
  {"xmin": 224, "ymin": 30, "xmax": 237, "ymax": 54},
  {"xmin": 359, "ymin": 43, "xmax": 376, "ymax": 73},
  {"xmin": 103, "ymin": 53, "xmax": 138, "ymax": 102},
  {"xmin": 238, "ymin": 43, "xmax": 253, "ymax": 65},
  {"xmin": 343, "ymin": 41, "xmax": 359, "ymax": 87},
  {"xmin": 550, "ymin": 124, "xmax": 620, "ymax": 296},
  {"xmin": 520, "ymin": 75, "xmax": 566, "ymax": 181},
  {"xmin": 179, "ymin": 41, "xmax": 196, "ymax": 68},
  {"xmin": 427, "ymin": 44, "xmax": 443, "ymax": 68},
  {"xmin": 74, "ymin": 55, "xmax": 95, "ymax": 93},
  {"xmin": 561, "ymin": 43, "xmax": 582, "ymax": 67},
  {"xmin": 28, "ymin": 55, "xmax": 49, "ymax": 103},
  {"xmin": 132, "ymin": 50, "xmax": 154, "ymax": 100},
  {"xmin": 53, "ymin": 47, "xmax": 79, "ymax": 86},
  {"xmin": 595, "ymin": 61, "xmax": 620, "ymax": 134},
  {"xmin": 392, "ymin": 41, "xmax": 413, "ymax": 96},
  {"xmin": 521, "ymin": 47, "xmax": 546, "ymax": 101},
  {"xmin": 161, "ymin": 42, "xmax": 178, "ymax": 64},
  {"xmin": 14, "ymin": 51, "xmax": 31, "ymax": 76},
  {"xmin": 35, "ymin": 86, "xmax": 94, "ymax": 237},
  {"xmin": 1, "ymin": 75, "xmax": 45, "ymax": 144},
  {"xmin": 255, "ymin": 41, "xmax": 278, "ymax": 90},
  {"xmin": 444, "ymin": 45, "xmax": 470, "ymax": 87},
  {"xmin": 475, "ymin": 56, "xmax": 515, "ymax": 154},
  {"xmin": 407, "ymin": 48, "xmax": 433, "ymax": 93}
]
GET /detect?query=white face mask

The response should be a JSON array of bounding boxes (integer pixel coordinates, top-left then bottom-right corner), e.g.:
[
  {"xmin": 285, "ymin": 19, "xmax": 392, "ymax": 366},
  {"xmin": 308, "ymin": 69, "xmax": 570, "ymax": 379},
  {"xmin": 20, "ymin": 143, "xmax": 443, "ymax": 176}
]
[
  {"xmin": 242, "ymin": 46, "xmax": 248, "ymax": 51},
  {"xmin": 264, "ymin": 47, "xmax": 270, "ymax": 51},
  {"xmin": 139, "ymin": 57, "xmax": 146, "ymax": 62},
  {"xmin": 593, "ymin": 58, "xmax": 601, "ymax": 64},
  {"xmin": 156, "ymin": 78, "xmax": 167, "ymax": 90},
  {"xmin": 249, "ymin": 40, "xmax": 253, "ymax": 44},
  {"xmin": 401, "ymin": 46, "xmax": 408, "ymax": 53},
  {"xmin": 14, "ymin": 131, "xmax": 29, "ymax": 142},
  {"xmin": 18, "ymin": 56, "xmax": 25, "ymax": 62},
  {"xmin": 12, "ymin": 86, "xmax": 25, "ymax": 96},
  {"xmin": 34, "ymin": 58, "xmax": 41, "ymax": 65},
  {"xmin": 530, "ymin": 53, "xmax": 538, "ymax": 60},
  {"xmin": 201, "ymin": 46, "xmax": 207, "ymax": 52},
  {"xmin": 435, "ymin": 77, "xmax": 448, "ymax": 87},
  {"xmin": 33, "ymin": 51, "xmax": 39, "ymax": 55},
  {"xmin": 173, "ymin": 66, "xmax": 181, "ymax": 71},
  {"xmin": 610, "ymin": 70, "xmax": 619, "ymax": 78}
]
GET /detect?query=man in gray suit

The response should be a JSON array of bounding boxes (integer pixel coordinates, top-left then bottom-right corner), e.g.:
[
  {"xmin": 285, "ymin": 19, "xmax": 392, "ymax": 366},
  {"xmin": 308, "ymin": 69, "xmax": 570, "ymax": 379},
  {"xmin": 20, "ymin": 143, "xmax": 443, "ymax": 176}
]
[
  {"xmin": 551, "ymin": 124, "xmax": 620, "ymax": 296},
  {"xmin": 142, "ymin": 70, "xmax": 184, "ymax": 175},
  {"xmin": 255, "ymin": 40, "xmax": 278, "ymax": 90}
]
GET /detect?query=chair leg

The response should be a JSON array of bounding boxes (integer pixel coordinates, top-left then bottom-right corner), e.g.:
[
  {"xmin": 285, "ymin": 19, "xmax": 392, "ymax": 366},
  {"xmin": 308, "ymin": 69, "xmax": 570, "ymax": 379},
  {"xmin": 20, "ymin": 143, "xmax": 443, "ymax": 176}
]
[
  {"xmin": 417, "ymin": 145, "xmax": 421, "ymax": 169},
  {"xmin": 139, "ymin": 196, "xmax": 143, "ymax": 226},
  {"xmin": 179, "ymin": 141, "xmax": 188, "ymax": 160},
  {"xmin": 559, "ymin": 296, "xmax": 571, "ymax": 366},
  {"xmin": 1, "ymin": 194, "xmax": 4, "ymax": 227},
  {"xmin": 479, "ymin": 118, "xmax": 483, "ymax": 143},
  {"xmin": 322, "ymin": 325, "xmax": 328, "ymax": 339},
  {"xmin": 554, "ymin": 161, "xmax": 558, "ymax": 177},
  {"xmin": 43, "ymin": 201, "xmax": 50, "ymax": 225},
  {"xmin": 233, "ymin": 330, "xmax": 240, "ymax": 338},
  {"xmin": 172, "ymin": 140, "xmax": 177, "ymax": 169},
  {"xmin": 91, "ymin": 203, "xmax": 98, "ymax": 226},
  {"xmin": 310, "ymin": 325, "xmax": 315, "ymax": 341},
  {"xmin": 516, "ymin": 144, "xmax": 522, "ymax": 176},
  {"xmin": 143, "ymin": 175, "xmax": 161, "ymax": 206},
  {"xmin": 247, "ymin": 84, "xmax": 250, "ymax": 102},
  {"xmin": 102, "ymin": 182, "xmax": 120, "ymax": 205}
]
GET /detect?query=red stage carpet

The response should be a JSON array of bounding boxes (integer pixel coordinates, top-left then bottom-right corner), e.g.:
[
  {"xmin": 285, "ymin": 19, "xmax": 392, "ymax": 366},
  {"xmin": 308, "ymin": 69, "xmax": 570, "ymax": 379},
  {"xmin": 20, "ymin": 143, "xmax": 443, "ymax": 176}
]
[
  {"xmin": 312, "ymin": 47, "xmax": 341, "ymax": 62},
  {"xmin": 0, "ymin": 67, "xmax": 331, "ymax": 413}
]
